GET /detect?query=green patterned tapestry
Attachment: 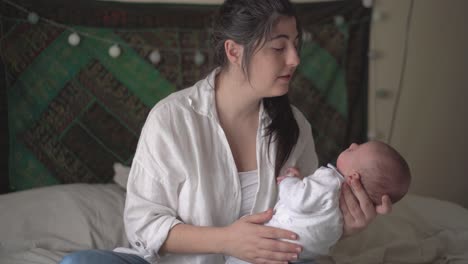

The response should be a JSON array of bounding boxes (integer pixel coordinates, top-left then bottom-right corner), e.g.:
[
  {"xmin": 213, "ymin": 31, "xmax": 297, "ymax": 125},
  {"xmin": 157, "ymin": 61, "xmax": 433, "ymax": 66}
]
[{"xmin": 0, "ymin": 0, "xmax": 370, "ymax": 192}]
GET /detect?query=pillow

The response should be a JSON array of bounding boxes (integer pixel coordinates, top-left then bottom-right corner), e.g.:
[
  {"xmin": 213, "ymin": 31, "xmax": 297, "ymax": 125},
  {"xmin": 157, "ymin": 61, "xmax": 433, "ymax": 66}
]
[{"xmin": 0, "ymin": 183, "xmax": 130, "ymax": 255}]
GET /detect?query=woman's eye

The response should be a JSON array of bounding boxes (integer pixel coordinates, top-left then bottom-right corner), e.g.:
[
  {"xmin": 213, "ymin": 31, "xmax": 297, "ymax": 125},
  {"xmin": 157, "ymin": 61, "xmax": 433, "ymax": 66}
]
[{"xmin": 273, "ymin": 47, "xmax": 285, "ymax": 52}]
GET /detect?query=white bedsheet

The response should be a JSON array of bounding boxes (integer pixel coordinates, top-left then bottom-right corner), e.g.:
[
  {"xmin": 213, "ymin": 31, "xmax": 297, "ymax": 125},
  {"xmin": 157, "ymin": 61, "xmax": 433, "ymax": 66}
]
[{"xmin": 1, "ymin": 182, "xmax": 467, "ymax": 264}]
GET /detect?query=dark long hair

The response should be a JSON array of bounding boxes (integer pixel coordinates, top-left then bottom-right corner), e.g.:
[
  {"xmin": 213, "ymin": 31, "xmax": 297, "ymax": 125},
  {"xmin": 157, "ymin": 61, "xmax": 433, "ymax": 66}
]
[{"xmin": 212, "ymin": 0, "xmax": 301, "ymax": 177}]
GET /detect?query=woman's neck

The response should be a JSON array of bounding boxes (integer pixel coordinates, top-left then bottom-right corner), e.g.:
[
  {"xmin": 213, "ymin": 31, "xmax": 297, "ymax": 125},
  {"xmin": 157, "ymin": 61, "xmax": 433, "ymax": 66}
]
[{"xmin": 215, "ymin": 68, "xmax": 261, "ymax": 124}]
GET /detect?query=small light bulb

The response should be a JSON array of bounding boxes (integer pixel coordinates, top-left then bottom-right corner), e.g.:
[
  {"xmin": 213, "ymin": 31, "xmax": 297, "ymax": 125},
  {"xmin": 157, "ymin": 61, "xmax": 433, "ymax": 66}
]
[
  {"xmin": 194, "ymin": 51, "xmax": 205, "ymax": 66},
  {"xmin": 362, "ymin": 0, "xmax": 373, "ymax": 8},
  {"xmin": 149, "ymin": 50, "xmax": 161, "ymax": 64},
  {"xmin": 109, "ymin": 44, "xmax": 121, "ymax": 58},
  {"xmin": 27, "ymin": 12, "xmax": 39, "ymax": 24},
  {"xmin": 68, "ymin": 32, "xmax": 80, "ymax": 46},
  {"xmin": 334, "ymin": 15, "xmax": 345, "ymax": 26},
  {"xmin": 302, "ymin": 31, "xmax": 313, "ymax": 43}
]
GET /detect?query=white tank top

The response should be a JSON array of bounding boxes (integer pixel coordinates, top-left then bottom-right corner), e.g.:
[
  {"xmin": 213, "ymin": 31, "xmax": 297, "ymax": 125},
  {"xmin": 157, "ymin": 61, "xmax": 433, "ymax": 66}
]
[{"xmin": 238, "ymin": 170, "xmax": 258, "ymax": 217}]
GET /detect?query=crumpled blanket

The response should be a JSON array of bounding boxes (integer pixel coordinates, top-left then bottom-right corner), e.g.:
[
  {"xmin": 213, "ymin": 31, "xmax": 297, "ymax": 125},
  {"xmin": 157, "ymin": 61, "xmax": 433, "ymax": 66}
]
[{"xmin": 317, "ymin": 195, "xmax": 468, "ymax": 264}]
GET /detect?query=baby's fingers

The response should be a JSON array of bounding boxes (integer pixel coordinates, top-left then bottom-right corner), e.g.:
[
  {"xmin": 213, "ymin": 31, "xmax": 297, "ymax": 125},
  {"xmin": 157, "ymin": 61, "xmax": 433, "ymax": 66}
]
[
  {"xmin": 276, "ymin": 176, "xmax": 288, "ymax": 184},
  {"xmin": 285, "ymin": 167, "xmax": 301, "ymax": 178}
]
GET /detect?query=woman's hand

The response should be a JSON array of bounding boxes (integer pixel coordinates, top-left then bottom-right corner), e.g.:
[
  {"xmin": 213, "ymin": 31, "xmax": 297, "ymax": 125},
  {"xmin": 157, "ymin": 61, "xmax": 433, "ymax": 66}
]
[
  {"xmin": 222, "ymin": 209, "xmax": 302, "ymax": 264},
  {"xmin": 339, "ymin": 174, "xmax": 393, "ymax": 237}
]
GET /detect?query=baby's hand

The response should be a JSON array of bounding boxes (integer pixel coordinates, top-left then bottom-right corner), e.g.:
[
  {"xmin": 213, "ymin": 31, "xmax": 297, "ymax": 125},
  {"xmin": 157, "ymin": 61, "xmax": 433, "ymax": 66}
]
[
  {"xmin": 277, "ymin": 167, "xmax": 303, "ymax": 184},
  {"xmin": 276, "ymin": 175, "xmax": 289, "ymax": 185}
]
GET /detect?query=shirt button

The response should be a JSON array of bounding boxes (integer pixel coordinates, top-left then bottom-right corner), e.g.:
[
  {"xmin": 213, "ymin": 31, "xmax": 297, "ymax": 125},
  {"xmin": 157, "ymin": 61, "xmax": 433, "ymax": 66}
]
[{"xmin": 135, "ymin": 241, "xmax": 141, "ymax": 247}]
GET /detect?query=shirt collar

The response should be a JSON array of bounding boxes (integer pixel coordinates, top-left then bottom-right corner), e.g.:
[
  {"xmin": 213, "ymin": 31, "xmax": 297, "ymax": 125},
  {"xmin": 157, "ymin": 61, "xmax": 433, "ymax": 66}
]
[
  {"xmin": 187, "ymin": 67, "xmax": 269, "ymax": 124},
  {"xmin": 186, "ymin": 67, "xmax": 218, "ymax": 119}
]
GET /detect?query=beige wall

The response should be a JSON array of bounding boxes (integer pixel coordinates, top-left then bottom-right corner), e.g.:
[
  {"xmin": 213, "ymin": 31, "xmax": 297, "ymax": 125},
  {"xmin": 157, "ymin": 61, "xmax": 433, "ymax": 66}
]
[{"xmin": 369, "ymin": 0, "xmax": 468, "ymax": 208}]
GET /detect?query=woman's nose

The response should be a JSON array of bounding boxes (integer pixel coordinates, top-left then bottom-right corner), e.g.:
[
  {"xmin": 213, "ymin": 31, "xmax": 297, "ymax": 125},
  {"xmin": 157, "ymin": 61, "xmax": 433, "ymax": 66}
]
[{"xmin": 287, "ymin": 47, "xmax": 300, "ymax": 67}]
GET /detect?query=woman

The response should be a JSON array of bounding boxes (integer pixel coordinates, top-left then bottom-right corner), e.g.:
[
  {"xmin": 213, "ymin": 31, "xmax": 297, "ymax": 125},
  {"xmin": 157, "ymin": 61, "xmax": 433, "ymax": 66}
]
[{"xmin": 61, "ymin": 0, "xmax": 391, "ymax": 263}]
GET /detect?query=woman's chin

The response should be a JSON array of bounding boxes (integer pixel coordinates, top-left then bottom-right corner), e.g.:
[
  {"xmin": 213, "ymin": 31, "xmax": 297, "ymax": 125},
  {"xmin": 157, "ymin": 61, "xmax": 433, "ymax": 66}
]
[{"xmin": 273, "ymin": 86, "xmax": 290, "ymax": 97}]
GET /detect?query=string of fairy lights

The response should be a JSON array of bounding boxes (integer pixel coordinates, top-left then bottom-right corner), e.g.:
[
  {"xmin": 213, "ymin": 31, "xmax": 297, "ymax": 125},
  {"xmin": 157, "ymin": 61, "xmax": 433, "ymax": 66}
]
[
  {"xmin": 0, "ymin": 0, "xmax": 384, "ymax": 63},
  {"xmin": 0, "ymin": 0, "xmax": 406, "ymax": 143},
  {"xmin": 0, "ymin": 0, "xmax": 212, "ymax": 65}
]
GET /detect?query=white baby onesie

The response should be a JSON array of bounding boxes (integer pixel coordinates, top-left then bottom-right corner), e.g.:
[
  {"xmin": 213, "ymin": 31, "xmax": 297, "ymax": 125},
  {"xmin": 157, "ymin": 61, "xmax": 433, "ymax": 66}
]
[{"xmin": 266, "ymin": 164, "xmax": 345, "ymax": 261}]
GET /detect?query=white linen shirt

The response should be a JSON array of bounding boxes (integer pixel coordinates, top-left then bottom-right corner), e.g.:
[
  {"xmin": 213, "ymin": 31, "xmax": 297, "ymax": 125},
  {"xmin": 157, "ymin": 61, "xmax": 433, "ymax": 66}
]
[{"xmin": 118, "ymin": 68, "xmax": 318, "ymax": 264}]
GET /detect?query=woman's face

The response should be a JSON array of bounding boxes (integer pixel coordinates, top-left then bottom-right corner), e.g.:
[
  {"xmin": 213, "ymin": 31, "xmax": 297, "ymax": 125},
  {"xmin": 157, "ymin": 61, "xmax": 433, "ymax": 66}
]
[{"xmin": 246, "ymin": 16, "xmax": 300, "ymax": 98}]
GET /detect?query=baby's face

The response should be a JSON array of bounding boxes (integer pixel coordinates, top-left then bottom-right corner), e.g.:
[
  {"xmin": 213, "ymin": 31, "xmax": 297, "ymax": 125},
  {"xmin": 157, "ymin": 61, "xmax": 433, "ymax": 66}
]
[{"xmin": 336, "ymin": 142, "xmax": 376, "ymax": 176}]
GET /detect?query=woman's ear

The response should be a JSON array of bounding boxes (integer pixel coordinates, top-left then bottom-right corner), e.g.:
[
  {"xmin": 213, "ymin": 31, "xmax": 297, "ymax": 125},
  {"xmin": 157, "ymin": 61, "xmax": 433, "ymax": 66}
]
[{"xmin": 224, "ymin": 39, "xmax": 243, "ymax": 66}]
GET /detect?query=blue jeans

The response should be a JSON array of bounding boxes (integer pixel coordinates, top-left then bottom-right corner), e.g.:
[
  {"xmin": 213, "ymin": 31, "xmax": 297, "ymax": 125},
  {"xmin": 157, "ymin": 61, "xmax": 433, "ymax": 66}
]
[{"xmin": 60, "ymin": 250, "xmax": 149, "ymax": 264}]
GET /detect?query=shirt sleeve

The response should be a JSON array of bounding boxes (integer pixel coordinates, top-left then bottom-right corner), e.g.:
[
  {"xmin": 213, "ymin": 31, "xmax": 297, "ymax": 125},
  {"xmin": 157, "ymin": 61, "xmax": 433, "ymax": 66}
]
[{"xmin": 123, "ymin": 105, "xmax": 185, "ymax": 261}]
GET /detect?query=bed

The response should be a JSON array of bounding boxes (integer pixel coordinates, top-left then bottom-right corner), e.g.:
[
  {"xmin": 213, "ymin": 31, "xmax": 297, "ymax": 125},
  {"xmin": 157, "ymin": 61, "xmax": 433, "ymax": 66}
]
[{"xmin": 1, "ymin": 163, "xmax": 468, "ymax": 264}]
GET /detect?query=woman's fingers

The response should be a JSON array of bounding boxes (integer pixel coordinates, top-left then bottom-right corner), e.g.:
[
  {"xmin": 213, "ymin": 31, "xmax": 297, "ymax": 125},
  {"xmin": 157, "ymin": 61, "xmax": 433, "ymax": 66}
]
[
  {"xmin": 341, "ymin": 181, "xmax": 365, "ymax": 224},
  {"xmin": 243, "ymin": 209, "xmax": 274, "ymax": 224},
  {"xmin": 339, "ymin": 175, "xmax": 394, "ymax": 237},
  {"xmin": 376, "ymin": 194, "xmax": 393, "ymax": 215},
  {"xmin": 256, "ymin": 225, "xmax": 298, "ymax": 241},
  {"xmin": 339, "ymin": 184, "xmax": 353, "ymax": 222},
  {"xmin": 244, "ymin": 211, "xmax": 298, "ymax": 241},
  {"xmin": 249, "ymin": 222, "xmax": 302, "ymax": 254},
  {"xmin": 257, "ymin": 236, "xmax": 301, "ymax": 253},
  {"xmin": 248, "ymin": 239, "xmax": 300, "ymax": 263},
  {"xmin": 252, "ymin": 260, "xmax": 288, "ymax": 264},
  {"xmin": 227, "ymin": 209, "xmax": 302, "ymax": 262},
  {"xmin": 348, "ymin": 175, "xmax": 376, "ymax": 220},
  {"xmin": 253, "ymin": 248, "xmax": 298, "ymax": 263},
  {"xmin": 340, "ymin": 182, "xmax": 359, "ymax": 237}
]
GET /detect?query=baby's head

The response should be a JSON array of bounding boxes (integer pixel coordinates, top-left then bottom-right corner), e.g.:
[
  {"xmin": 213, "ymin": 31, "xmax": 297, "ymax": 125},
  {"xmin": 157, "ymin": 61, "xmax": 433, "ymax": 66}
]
[{"xmin": 336, "ymin": 140, "xmax": 411, "ymax": 205}]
